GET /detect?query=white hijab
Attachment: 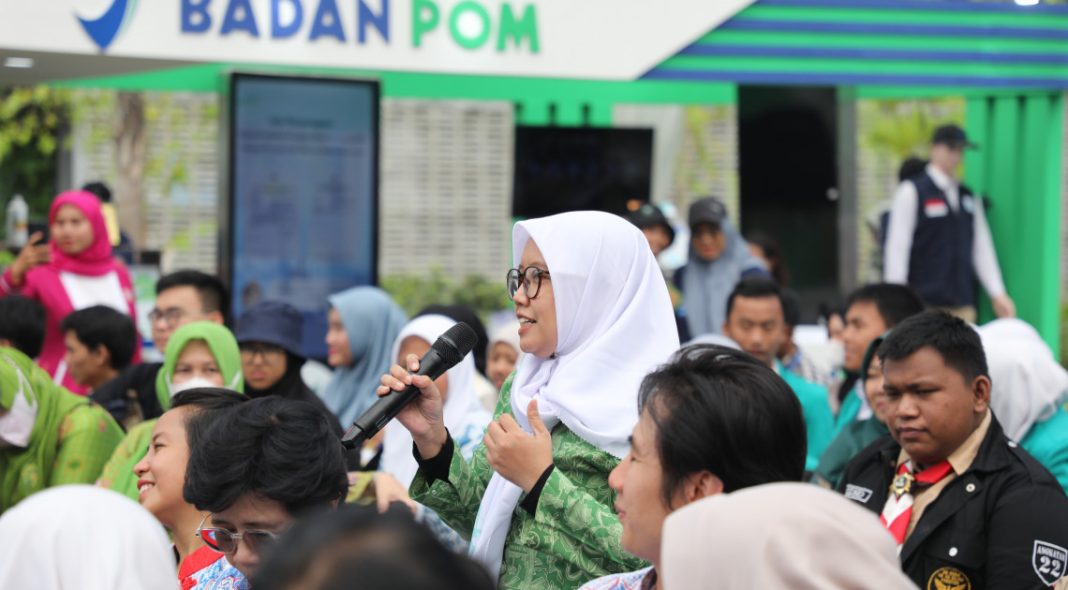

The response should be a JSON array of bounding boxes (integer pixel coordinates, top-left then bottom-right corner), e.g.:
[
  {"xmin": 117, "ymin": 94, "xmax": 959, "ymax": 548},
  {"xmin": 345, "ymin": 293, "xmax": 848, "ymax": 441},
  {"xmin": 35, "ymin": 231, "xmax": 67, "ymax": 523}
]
[
  {"xmin": 977, "ymin": 319, "xmax": 1068, "ymax": 442},
  {"xmin": 469, "ymin": 211, "xmax": 680, "ymax": 579},
  {"xmin": 661, "ymin": 483, "xmax": 917, "ymax": 590},
  {"xmin": 381, "ymin": 315, "xmax": 492, "ymax": 487},
  {"xmin": 0, "ymin": 485, "xmax": 179, "ymax": 590}
]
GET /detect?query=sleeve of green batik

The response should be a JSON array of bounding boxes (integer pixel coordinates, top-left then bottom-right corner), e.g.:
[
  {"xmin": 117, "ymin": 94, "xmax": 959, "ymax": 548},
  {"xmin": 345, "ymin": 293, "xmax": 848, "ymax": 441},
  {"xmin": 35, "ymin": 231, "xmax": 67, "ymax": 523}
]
[
  {"xmin": 51, "ymin": 406, "xmax": 124, "ymax": 486},
  {"xmin": 532, "ymin": 453, "xmax": 645, "ymax": 573},
  {"xmin": 408, "ymin": 374, "xmax": 515, "ymax": 537}
]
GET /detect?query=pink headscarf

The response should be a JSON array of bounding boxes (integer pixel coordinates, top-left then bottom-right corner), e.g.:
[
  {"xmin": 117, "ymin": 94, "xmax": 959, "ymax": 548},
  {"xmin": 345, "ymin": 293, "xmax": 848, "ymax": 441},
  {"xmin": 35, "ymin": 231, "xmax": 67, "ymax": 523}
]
[{"xmin": 48, "ymin": 191, "xmax": 116, "ymax": 277}]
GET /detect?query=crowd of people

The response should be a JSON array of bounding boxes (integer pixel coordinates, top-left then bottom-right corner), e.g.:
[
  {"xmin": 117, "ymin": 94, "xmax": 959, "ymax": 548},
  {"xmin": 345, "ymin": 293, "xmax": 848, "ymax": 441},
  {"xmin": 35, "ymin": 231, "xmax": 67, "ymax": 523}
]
[{"xmin": 0, "ymin": 122, "xmax": 1067, "ymax": 590}]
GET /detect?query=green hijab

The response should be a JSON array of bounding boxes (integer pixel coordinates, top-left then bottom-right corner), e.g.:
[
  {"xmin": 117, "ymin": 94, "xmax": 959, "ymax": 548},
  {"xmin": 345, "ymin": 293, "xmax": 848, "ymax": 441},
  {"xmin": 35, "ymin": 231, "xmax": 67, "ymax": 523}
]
[
  {"xmin": 154, "ymin": 321, "xmax": 245, "ymax": 411},
  {"xmin": 0, "ymin": 348, "xmax": 86, "ymax": 511},
  {"xmin": 110, "ymin": 322, "xmax": 245, "ymax": 501}
]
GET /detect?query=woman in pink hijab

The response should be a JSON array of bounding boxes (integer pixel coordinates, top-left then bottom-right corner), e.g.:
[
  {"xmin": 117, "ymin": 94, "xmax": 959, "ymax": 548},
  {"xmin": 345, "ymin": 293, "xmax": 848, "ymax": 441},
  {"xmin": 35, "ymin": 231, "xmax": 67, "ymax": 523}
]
[{"xmin": 1, "ymin": 190, "xmax": 139, "ymax": 393}]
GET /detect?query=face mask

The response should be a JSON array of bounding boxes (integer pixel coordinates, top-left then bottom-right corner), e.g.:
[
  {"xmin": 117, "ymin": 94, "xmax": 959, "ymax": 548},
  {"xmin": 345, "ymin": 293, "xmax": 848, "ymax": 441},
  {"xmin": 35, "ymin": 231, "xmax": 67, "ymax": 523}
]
[
  {"xmin": 169, "ymin": 376, "xmax": 220, "ymax": 398},
  {"xmin": 0, "ymin": 390, "xmax": 38, "ymax": 448}
]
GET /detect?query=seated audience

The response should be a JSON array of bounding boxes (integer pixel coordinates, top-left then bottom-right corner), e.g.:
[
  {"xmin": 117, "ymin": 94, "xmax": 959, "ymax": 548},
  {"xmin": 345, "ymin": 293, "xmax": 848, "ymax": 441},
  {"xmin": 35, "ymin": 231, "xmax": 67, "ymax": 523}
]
[
  {"xmin": 380, "ymin": 314, "xmax": 491, "ymax": 488},
  {"xmin": 61, "ymin": 305, "xmax": 137, "ymax": 393},
  {"xmin": 133, "ymin": 388, "xmax": 248, "ymax": 588},
  {"xmin": 660, "ymin": 483, "xmax": 915, "ymax": 589},
  {"xmin": 978, "ymin": 318, "xmax": 1068, "ymax": 493},
  {"xmin": 93, "ymin": 270, "xmax": 229, "ymax": 426},
  {"xmin": 674, "ymin": 196, "xmax": 767, "ymax": 337},
  {"xmin": 98, "ymin": 322, "xmax": 243, "ymax": 501},
  {"xmin": 721, "ymin": 278, "xmax": 834, "ymax": 470},
  {"xmin": 252, "ymin": 505, "xmax": 495, "ymax": 590},
  {"xmin": 813, "ymin": 334, "xmax": 891, "ymax": 488},
  {"xmin": 415, "ymin": 304, "xmax": 499, "ymax": 418},
  {"xmin": 322, "ymin": 286, "xmax": 407, "ymax": 430},
  {"xmin": 0, "ymin": 485, "xmax": 179, "ymax": 589},
  {"xmin": 486, "ymin": 320, "xmax": 522, "ymax": 397},
  {"xmin": 235, "ymin": 301, "xmax": 341, "ymax": 435},
  {"xmin": 839, "ymin": 311, "xmax": 1068, "ymax": 588},
  {"xmin": 184, "ymin": 397, "xmax": 349, "ymax": 580},
  {"xmin": 581, "ymin": 344, "xmax": 807, "ymax": 589},
  {"xmin": 0, "ymin": 347, "xmax": 124, "ymax": 512},
  {"xmin": 836, "ymin": 283, "xmax": 924, "ymax": 424},
  {"xmin": 0, "ymin": 296, "xmax": 46, "ymax": 359}
]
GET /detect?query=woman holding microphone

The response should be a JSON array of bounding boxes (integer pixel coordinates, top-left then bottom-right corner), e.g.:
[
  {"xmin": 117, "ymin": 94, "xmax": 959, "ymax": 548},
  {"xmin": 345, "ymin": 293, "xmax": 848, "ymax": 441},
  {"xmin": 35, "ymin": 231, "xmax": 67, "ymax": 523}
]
[{"xmin": 378, "ymin": 211, "xmax": 679, "ymax": 589}]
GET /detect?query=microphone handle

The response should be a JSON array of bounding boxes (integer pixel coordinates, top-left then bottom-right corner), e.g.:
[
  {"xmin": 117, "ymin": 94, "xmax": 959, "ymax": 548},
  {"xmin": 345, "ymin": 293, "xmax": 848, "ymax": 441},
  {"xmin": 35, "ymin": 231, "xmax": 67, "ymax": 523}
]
[{"xmin": 341, "ymin": 348, "xmax": 450, "ymax": 450}]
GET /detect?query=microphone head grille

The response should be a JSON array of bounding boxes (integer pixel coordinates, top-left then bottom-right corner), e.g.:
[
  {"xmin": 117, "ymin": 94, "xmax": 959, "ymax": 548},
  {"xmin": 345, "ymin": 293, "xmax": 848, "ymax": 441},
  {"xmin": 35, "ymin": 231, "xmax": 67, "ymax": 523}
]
[{"xmin": 432, "ymin": 322, "xmax": 479, "ymax": 366}]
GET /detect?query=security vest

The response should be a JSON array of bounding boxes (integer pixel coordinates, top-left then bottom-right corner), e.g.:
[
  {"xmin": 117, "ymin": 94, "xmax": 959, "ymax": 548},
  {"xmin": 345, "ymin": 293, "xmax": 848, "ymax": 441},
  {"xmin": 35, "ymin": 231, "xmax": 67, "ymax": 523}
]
[{"xmin": 906, "ymin": 173, "xmax": 976, "ymax": 307}]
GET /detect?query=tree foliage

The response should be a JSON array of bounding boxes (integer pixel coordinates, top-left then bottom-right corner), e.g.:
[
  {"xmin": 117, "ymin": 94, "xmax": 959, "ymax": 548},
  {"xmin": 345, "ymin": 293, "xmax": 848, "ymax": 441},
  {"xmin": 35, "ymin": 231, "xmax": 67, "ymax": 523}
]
[{"xmin": 0, "ymin": 87, "xmax": 71, "ymax": 217}]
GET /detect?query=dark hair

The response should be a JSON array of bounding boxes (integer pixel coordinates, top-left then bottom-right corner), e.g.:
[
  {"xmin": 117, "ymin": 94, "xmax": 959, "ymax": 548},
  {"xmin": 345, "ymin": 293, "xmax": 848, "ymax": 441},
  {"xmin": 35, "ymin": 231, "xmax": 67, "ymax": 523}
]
[
  {"xmin": 725, "ymin": 277, "xmax": 784, "ymax": 320},
  {"xmin": 60, "ymin": 305, "xmax": 137, "ymax": 370},
  {"xmin": 746, "ymin": 231, "xmax": 790, "ymax": 286},
  {"xmin": 781, "ymin": 288, "xmax": 801, "ymax": 328},
  {"xmin": 897, "ymin": 157, "xmax": 928, "ymax": 183},
  {"xmin": 252, "ymin": 505, "xmax": 495, "ymax": 590},
  {"xmin": 416, "ymin": 305, "xmax": 488, "ymax": 376},
  {"xmin": 878, "ymin": 311, "xmax": 988, "ymax": 382},
  {"xmin": 183, "ymin": 397, "xmax": 348, "ymax": 516},
  {"xmin": 156, "ymin": 270, "xmax": 230, "ymax": 324},
  {"xmin": 0, "ymin": 296, "xmax": 46, "ymax": 358},
  {"xmin": 170, "ymin": 388, "xmax": 248, "ymax": 451},
  {"xmin": 81, "ymin": 181, "xmax": 112, "ymax": 203},
  {"xmin": 639, "ymin": 345, "xmax": 806, "ymax": 505},
  {"xmin": 846, "ymin": 283, "xmax": 925, "ymax": 328}
]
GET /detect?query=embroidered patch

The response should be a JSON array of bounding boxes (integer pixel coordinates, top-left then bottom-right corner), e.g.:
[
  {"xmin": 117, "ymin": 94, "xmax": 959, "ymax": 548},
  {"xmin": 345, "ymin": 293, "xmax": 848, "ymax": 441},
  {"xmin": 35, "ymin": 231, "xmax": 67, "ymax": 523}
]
[
  {"xmin": 844, "ymin": 484, "xmax": 873, "ymax": 503},
  {"xmin": 1033, "ymin": 540, "xmax": 1067, "ymax": 586},
  {"xmin": 927, "ymin": 566, "xmax": 970, "ymax": 590},
  {"xmin": 924, "ymin": 199, "xmax": 949, "ymax": 218}
]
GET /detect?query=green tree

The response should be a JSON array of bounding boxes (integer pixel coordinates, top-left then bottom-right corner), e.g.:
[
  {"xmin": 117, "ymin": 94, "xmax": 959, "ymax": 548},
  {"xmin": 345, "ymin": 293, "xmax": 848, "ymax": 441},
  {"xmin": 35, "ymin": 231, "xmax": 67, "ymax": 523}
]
[{"xmin": 0, "ymin": 87, "xmax": 71, "ymax": 219}]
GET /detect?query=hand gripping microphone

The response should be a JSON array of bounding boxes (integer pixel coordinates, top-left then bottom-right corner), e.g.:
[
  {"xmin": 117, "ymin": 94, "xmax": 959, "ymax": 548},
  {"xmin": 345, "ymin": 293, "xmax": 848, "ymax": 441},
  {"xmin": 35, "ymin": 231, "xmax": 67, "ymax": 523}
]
[{"xmin": 341, "ymin": 322, "xmax": 478, "ymax": 450}]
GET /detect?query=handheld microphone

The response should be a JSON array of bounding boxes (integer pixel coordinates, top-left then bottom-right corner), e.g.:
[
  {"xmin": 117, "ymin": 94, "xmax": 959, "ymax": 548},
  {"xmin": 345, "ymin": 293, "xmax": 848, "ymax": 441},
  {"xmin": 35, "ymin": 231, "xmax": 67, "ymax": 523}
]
[{"xmin": 341, "ymin": 321, "xmax": 478, "ymax": 450}]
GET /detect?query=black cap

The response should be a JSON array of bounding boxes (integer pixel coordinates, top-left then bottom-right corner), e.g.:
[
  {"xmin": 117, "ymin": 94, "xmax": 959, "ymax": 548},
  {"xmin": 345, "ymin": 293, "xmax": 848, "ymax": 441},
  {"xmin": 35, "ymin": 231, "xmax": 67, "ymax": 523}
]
[
  {"xmin": 931, "ymin": 124, "xmax": 978, "ymax": 150},
  {"xmin": 235, "ymin": 301, "xmax": 305, "ymax": 357},
  {"xmin": 626, "ymin": 203, "xmax": 675, "ymax": 247},
  {"xmin": 688, "ymin": 196, "xmax": 728, "ymax": 230}
]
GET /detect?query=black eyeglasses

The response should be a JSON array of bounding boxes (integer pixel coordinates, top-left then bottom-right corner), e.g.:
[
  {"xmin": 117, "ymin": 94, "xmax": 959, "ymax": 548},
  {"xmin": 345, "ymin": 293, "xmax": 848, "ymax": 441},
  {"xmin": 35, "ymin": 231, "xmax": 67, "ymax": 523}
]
[
  {"xmin": 197, "ymin": 524, "xmax": 279, "ymax": 554},
  {"xmin": 148, "ymin": 307, "xmax": 185, "ymax": 327},
  {"xmin": 507, "ymin": 267, "xmax": 550, "ymax": 299},
  {"xmin": 239, "ymin": 342, "xmax": 285, "ymax": 361}
]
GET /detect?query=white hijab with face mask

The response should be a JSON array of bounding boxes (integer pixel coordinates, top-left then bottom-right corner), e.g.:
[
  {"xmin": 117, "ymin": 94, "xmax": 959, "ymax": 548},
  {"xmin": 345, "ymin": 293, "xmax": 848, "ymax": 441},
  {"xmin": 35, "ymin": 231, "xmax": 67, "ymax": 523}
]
[
  {"xmin": 381, "ymin": 314, "xmax": 492, "ymax": 487},
  {"xmin": 469, "ymin": 211, "xmax": 680, "ymax": 579}
]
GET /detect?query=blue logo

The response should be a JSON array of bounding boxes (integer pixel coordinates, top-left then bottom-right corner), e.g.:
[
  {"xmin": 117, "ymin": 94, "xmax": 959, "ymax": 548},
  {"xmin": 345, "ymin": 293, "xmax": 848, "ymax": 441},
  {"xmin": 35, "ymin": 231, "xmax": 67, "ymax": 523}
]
[{"xmin": 77, "ymin": 0, "xmax": 139, "ymax": 52}]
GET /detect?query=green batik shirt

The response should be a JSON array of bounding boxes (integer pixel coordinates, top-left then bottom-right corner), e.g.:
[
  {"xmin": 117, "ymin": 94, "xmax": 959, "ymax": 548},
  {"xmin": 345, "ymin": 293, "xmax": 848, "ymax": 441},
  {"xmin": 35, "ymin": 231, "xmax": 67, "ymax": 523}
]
[
  {"xmin": 410, "ymin": 374, "xmax": 646, "ymax": 590},
  {"xmin": 51, "ymin": 403, "xmax": 124, "ymax": 486}
]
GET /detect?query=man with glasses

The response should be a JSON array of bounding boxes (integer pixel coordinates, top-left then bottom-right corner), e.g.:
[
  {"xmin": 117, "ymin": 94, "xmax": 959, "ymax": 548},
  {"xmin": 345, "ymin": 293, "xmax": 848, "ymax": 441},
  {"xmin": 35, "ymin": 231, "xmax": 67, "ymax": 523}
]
[
  {"xmin": 92, "ymin": 270, "xmax": 230, "ymax": 426},
  {"xmin": 235, "ymin": 301, "xmax": 342, "ymax": 436},
  {"xmin": 184, "ymin": 396, "xmax": 349, "ymax": 580}
]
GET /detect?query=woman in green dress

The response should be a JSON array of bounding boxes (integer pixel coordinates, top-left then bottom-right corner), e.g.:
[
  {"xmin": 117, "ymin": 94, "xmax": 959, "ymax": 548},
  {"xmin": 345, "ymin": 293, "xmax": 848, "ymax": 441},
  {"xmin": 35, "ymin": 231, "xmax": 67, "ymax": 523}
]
[
  {"xmin": 0, "ymin": 347, "xmax": 123, "ymax": 512},
  {"xmin": 378, "ymin": 211, "xmax": 680, "ymax": 589}
]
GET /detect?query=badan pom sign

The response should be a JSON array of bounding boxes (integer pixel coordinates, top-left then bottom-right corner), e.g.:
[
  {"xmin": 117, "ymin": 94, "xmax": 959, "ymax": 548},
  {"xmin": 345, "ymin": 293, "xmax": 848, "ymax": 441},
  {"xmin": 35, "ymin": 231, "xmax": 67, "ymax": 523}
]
[{"xmin": 1, "ymin": 0, "xmax": 755, "ymax": 80}]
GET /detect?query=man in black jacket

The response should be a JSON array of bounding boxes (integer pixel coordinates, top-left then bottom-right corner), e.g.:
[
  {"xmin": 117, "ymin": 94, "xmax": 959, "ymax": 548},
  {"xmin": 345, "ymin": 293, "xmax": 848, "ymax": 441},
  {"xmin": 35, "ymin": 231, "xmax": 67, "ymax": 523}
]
[{"xmin": 838, "ymin": 311, "xmax": 1068, "ymax": 589}]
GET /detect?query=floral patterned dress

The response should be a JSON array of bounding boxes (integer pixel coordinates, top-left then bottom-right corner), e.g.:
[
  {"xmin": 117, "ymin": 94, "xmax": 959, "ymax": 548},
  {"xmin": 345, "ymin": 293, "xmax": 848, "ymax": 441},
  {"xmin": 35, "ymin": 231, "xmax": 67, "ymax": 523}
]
[{"xmin": 410, "ymin": 376, "xmax": 646, "ymax": 590}]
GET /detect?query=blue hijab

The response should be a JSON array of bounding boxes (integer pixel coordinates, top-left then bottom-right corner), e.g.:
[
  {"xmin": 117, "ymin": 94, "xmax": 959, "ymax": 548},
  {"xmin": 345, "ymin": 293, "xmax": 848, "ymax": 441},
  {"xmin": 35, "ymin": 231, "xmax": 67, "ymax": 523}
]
[
  {"xmin": 682, "ymin": 218, "xmax": 766, "ymax": 337},
  {"xmin": 322, "ymin": 287, "xmax": 408, "ymax": 427}
]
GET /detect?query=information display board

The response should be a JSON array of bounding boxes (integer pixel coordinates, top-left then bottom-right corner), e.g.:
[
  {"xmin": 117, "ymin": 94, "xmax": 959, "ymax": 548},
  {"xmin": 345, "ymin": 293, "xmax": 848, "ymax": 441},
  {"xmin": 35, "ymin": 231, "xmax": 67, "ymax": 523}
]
[{"xmin": 227, "ymin": 73, "xmax": 379, "ymax": 359}]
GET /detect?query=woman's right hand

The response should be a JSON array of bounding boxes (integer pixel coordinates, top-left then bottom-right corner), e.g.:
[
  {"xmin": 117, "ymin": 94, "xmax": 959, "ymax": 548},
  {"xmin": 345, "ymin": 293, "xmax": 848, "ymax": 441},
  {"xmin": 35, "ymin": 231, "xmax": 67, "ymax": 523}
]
[
  {"xmin": 377, "ymin": 354, "xmax": 448, "ymax": 460},
  {"xmin": 10, "ymin": 232, "xmax": 49, "ymax": 287}
]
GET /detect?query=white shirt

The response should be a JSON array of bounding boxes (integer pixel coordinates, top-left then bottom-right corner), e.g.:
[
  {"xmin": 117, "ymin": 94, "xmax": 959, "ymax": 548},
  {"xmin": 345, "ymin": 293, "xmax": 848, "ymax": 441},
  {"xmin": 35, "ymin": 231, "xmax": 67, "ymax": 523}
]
[{"xmin": 883, "ymin": 163, "xmax": 1006, "ymax": 299}]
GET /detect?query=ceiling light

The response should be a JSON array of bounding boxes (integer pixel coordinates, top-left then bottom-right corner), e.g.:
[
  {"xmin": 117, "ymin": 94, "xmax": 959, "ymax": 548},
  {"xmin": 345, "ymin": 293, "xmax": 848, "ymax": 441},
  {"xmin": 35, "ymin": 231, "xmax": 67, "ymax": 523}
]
[
  {"xmin": 1014, "ymin": 0, "xmax": 1040, "ymax": 6},
  {"xmin": 3, "ymin": 57, "xmax": 35, "ymax": 69}
]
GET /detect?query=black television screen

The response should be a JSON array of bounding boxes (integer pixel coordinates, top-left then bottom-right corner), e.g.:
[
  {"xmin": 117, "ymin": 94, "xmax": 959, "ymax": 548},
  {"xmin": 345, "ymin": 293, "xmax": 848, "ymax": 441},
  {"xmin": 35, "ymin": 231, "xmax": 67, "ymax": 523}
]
[{"xmin": 513, "ymin": 126, "xmax": 654, "ymax": 218}]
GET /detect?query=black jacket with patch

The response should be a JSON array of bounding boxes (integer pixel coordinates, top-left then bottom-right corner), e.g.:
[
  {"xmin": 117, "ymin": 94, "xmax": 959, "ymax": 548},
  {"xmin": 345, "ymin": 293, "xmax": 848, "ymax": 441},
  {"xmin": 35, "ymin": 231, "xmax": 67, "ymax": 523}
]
[{"xmin": 837, "ymin": 414, "xmax": 1068, "ymax": 589}]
